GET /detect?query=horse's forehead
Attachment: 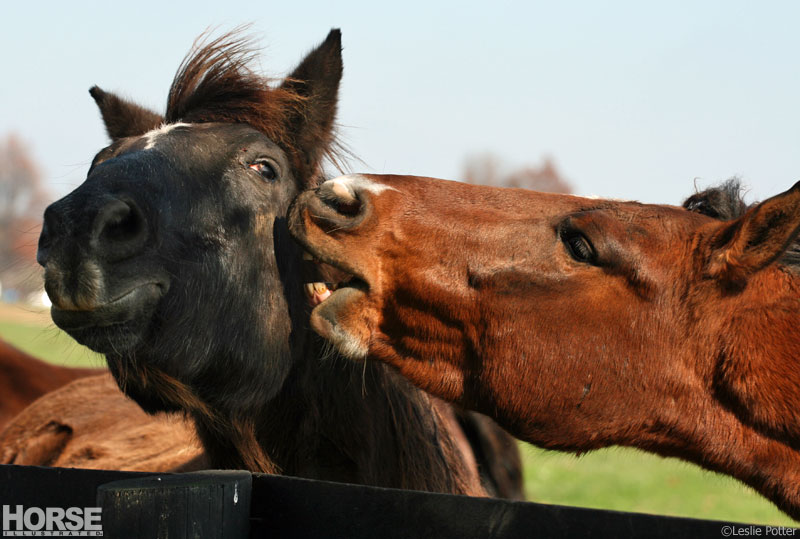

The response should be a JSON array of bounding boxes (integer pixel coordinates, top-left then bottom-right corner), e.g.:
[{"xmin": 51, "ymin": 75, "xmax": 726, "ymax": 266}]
[
  {"xmin": 568, "ymin": 203, "xmax": 706, "ymax": 246},
  {"xmin": 134, "ymin": 122, "xmax": 267, "ymax": 156},
  {"xmin": 141, "ymin": 122, "xmax": 194, "ymax": 150}
]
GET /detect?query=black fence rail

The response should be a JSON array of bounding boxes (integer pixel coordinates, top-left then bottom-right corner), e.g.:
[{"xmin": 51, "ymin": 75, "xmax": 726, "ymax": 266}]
[{"xmin": 0, "ymin": 464, "xmax": 795, "ymax": 538}]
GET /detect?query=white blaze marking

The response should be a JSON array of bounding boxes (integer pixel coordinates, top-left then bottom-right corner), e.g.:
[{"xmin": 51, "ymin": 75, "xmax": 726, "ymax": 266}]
[
  {"xmin": 143, "ymin": 122, "xmax": 192, "ymax": 150},
  {"xmin": 323, "ymin": 174, "xmax": 398, "ymax": 200}
]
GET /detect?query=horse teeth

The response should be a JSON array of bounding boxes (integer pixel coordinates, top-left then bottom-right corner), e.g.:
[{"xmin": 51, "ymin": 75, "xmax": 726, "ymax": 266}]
[
  {"xmin": 304, "ymin": 283, "xmax": 316, "ymax": 298},
  {"xmin": 314, "ymin": 282, "xmax": 328, "ymax": 294},
  {"xmin": 304, "ymin": 282, "xmax": 332, "ymax": 306},
  {"xmin": 304, "ymin": 282, "xmax": 331, "ymax": 296}
]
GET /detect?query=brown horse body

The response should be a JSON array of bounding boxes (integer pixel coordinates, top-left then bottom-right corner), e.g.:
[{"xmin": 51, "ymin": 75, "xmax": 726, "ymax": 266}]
[
  {"xmin": 0, "ymin": 373, "xmax": 205, "ymax": 471},
  {"xmin": 0, "ymin": 342, "xmax": 200, "ymax": 472},
  {"xmin": 0, "ymin": 340, "xmax": 101, "ymax": 430},
  {"xmin": 289, "ymin": 173, "xmax": 800, "ymax": 519}
]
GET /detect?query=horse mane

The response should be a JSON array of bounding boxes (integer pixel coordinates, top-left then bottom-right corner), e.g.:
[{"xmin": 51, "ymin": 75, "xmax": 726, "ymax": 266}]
[
  {"xmin": 164, "ymin": 29, "xmax": 347, "ymax": 179},
  {"xmin": 683, "ymin": 178, "xmax": 748, "ymax": 221},
  {"xmin": 682, "ymin": 178, "xmax": 800, "ymax": 270}
]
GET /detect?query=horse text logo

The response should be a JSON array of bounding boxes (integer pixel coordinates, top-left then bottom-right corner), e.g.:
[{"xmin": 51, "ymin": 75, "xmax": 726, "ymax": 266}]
[{"xmin": 2, "ymin": 505, "xmax": 102, "ymax": 537}]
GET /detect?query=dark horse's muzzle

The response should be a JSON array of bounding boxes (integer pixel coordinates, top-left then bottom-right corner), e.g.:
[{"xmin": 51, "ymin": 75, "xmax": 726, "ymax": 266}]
[{"xmin": 37, "ymin": 160, "xmax": 169, "ymax": 352}]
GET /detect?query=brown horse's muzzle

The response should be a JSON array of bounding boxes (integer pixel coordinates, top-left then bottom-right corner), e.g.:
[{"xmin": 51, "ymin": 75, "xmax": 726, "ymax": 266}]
[
  {"xmin": 291, "ymin": 178, "xmax": 369, "ymax": 237},
  {"xmin": 288, "ymin": 174, "xmax": 396, "ymax": 278},
  {"xmin": 288, "ymin": 174, "xmax": 400, "ymax": 359}
]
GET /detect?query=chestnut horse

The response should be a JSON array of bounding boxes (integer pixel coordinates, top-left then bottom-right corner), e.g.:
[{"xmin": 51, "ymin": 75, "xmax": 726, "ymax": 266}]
[
  {"xmin": 36, "ymin": 32, "xmax": 521, "ymax": 497},
  {"xmin": 289, "ymin": 173, "xmax": 800, "ymax": 519},
  {"xmin": 0, "ymin": 339, "xmax": 101, "ymax": 430},
  {"xmin": 0, "ymin": 341, "xmax": 202, "ymax": 471},
  {"xmin": 0, "ymin": 373, "xmax": 205, "ymax": 471}
]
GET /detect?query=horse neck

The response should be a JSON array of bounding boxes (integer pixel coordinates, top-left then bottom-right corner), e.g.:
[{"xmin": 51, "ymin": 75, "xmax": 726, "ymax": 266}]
[
  {"xmin": 707, "ymin": 266, "xmax": 800, "ymax": 436},
  {"xmin": 243, "ymin": 340, "xmax": 481, "ymax": 494},
  {"xmin": 718, "ymin": 264, "xmax": 800, "ymax": 329},
  {"xmin": 650, "ymin": 266, "xmax": 800, "ymax": 519},
  {"xmin": 647, "ymin": 393, "xmax": 800, "ymax": 520}
]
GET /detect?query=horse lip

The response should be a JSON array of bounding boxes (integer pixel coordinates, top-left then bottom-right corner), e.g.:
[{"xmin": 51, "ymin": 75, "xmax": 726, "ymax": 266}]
[
  {"xmin": 299, "ymin": 243, "xmax": 371, "ymax": 294},
  {"xmin": 51, "ymin": 283, "xmax": 166, "ymax": 331},
  {"xmin": 310, "ymin": 282, "xmax": 369, "ymax": 348}
]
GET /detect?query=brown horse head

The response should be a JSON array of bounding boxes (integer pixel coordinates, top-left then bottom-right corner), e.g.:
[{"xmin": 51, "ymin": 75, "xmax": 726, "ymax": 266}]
[{"xmin": 290, "ymin": 173, "xmax": 800, "ymax": 519}]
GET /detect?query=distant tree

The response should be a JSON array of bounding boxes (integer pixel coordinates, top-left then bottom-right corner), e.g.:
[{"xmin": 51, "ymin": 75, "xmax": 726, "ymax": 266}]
[
  {"xmin": 0, "ymin": 135, "xmax": 48, "ymax": 222},
  {"xmin": 462, "ymin": 152, "xmax": 503, "ymax": 187},
  {"xmin": 0, "ymin": 134, "xmax": 50, "ymax": 298},
  {"xmin": 461, "ymin": 152, "xmax": 572, "ymax": 194}
]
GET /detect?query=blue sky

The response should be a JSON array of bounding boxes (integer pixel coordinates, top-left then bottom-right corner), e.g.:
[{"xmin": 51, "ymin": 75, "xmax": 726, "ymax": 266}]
[{"xmin": 2, "ymin": 1, "xmax": 798, "ymax": 205}]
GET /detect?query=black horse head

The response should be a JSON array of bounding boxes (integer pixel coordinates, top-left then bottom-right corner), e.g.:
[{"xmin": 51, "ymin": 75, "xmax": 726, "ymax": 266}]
[{"xmin": 38, "ymin": 30, "xmax": 342, "ymax": 421}]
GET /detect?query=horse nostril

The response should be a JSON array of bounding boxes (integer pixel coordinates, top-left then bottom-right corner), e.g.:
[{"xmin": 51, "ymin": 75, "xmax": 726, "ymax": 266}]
[
  {"xmin": 320, "ymin": 178, "xmax": 363, "ymax": 217},
  {"xmin": 333, "ymin": 198, "xmax": 361, "ymax": 216},
  {"xmin": 36, "ymin": 246, "xmax": 50, "ymax": 267},
  {"xmin": 329, "ymin": 180, "xmax": 362, "ymax": 215},
  {"xmin": 37, "ymin": 206, "xmax": 61, "ymax": 267},
  {"xmin": 37, "ymin": 219, "xmax": 51, "ymax": 267},
  {"xmin": 91, "ymin": 198, "xmax": 148, "ymax": 261}
]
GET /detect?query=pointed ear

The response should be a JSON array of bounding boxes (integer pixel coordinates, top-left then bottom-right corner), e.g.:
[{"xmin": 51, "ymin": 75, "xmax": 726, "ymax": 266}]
[
  {"xmin": 89, "ymin": 86, "xmax": 164, "ymax": 141},
  {"xmin": 706, "ymin": 181, "xmax": 800, "ymax": 285},
  {"xmin": 280, "ymin": 29, "xmax": 343, "ymax": 185}
]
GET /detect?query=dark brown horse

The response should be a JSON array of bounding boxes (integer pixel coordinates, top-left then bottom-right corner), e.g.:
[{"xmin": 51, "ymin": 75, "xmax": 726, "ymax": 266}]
[
  {"xmin": 289, "ymin": 173, "xmax": 800, "ymax": 519},
  {"xmin": 37, "ymin": 32, "xmax": 521, "ymax": 497},
  {"xmin": 0, "ymin": 339, "xmax": 101, "ymax": 430}
]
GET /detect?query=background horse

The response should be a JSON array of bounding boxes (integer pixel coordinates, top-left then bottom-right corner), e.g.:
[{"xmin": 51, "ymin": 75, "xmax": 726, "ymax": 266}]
[
  {"xmin": 0, "ymin": 343, "xmax": 201, "ymax": 472},
  {"xmin": 289, "ymin": 172, "xmax": 800, "ymax": 519},
  {"xmin": 0, "ymin": 339, "xmax": 100, "ymax": 430},
  {"xmin": 36, "ymin": 32, "xmax": 521, "ymax": 497},
  {"xmin": 0, "ymin": 373, "xmax": 205, "ymax": 471}
]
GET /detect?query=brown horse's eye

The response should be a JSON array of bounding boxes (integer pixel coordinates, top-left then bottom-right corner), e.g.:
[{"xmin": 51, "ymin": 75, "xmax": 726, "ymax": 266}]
[
  {"xmin": 248, "ymin": 160, "xmax": 277, "ymax": 181},
  {"xmin": 561, "ymin": 230, "xmax": 596, "ymax": 264}
]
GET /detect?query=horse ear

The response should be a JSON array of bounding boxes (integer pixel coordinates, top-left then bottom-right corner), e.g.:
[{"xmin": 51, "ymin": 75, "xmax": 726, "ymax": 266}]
[
  {"xmin": 280, "ymin": 29, "xmax": 343, "ymax": 185},
  {"xmin": 89, "ymin": 86, "xmax": 164, "ymax": 141},
  {"xmin": 706, "ymin": 181, "xmax": 800, "ymax": 285}
]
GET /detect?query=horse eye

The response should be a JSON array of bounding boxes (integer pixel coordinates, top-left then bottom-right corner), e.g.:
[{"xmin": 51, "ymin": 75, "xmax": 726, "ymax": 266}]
[
  {"xmin": 561, "ymin": 230, "xmax": 596, "ymax": 264},
  {"xmin": 248, "ymin": 160, "xmax": 277, "ymax": 181}
]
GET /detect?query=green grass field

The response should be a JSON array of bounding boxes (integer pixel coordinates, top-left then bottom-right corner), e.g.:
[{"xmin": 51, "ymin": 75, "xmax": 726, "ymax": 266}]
[
  {"xmin": 0, "ymin": 304, "xmax": 794, "ymax": 526},
  {"xmin": 0, "ymin": 320, "xmax": 103, "ymax": 368},
  {"xmin": 522, "ymin": 446, "xmax": 793, "ymax": 525}
]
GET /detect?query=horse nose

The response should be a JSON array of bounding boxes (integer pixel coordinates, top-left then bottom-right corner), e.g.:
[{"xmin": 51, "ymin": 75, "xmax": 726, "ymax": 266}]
[
  {"xmin": 289, "ymin": 175, "xmax": 396, "ymax": 245},
  {"xmin": 320, "ymin": 178, "xmax": 364, "ymax": 216},
  {"xmin": 299, "ymin": 176, "xmax": 372, "ymax": 233},
  {"xmin": 90, "ymin": 198, "xmax": 148, "ymax": 262}
]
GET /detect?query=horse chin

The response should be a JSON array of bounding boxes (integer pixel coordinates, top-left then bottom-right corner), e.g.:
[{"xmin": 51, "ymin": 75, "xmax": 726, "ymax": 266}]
[
  {"xmin": 67, "ymin": 322, "xmax": 147, "ymax": 355},
  {"xmin": 52, "ymin": 283, "xmax": 166, "ymax": 355}
]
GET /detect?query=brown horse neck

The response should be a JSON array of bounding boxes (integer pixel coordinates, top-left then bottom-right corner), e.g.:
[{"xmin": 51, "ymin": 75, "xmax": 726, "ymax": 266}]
[
  {"xmin": 703, "ymin": 266, "xmax": 800, "ymax": 445},
  {"xmin": 646, "ymin": 396, "xmax": 800, "ymax": 521}
]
